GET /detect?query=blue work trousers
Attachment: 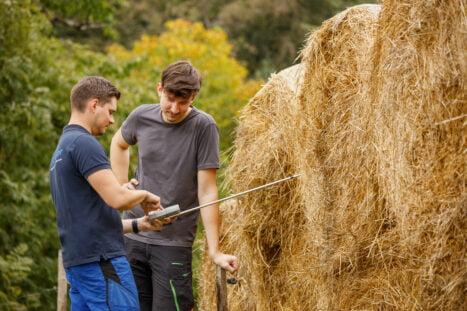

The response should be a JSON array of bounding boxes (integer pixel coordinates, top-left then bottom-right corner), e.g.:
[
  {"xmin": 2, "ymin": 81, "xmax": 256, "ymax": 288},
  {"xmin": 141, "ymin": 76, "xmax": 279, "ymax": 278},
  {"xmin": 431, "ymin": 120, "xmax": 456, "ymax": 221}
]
[{"xmin": 65, "ymin": 256, "xmax": 139, "ymax": 311}]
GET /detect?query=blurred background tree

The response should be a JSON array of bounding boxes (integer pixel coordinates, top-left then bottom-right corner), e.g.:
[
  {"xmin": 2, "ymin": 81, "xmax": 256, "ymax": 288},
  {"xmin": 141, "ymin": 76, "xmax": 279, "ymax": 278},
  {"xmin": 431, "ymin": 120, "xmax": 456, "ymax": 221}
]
[
  {"xmin": 45, "ymin": 0, "xmax": 375, "ymax": 78},
  {"xmin": 0, "ymin": 1, "xmax": 122, "ymax": 308},
  {"xmin": 0, "ymin": 0, "xmax": 374, "ymax": 309},
  {"xmin": 39, "ymin": 0, "xmax": 124, "ymax": 41}
]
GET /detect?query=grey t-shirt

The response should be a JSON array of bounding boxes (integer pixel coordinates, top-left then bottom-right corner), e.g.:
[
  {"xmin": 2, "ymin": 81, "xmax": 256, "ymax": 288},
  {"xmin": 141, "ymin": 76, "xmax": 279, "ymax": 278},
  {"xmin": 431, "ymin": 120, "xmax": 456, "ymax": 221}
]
[{"xmin": 121, "ymin": 104, "xmax": 219, "ymax": 247}]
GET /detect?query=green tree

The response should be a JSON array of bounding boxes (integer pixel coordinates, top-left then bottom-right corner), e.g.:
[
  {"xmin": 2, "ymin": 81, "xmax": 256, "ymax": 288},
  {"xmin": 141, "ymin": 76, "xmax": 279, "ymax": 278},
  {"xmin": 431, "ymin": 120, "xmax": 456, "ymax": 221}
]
[
  {"xmin": 0, "ymin": 1, "xmax": 121, "ymax": 309},
  {"xmin": 108, "ymin": 0, "xmax": 376, "ymax": 77},
  {"xmin": 216, "ymin": 0, "xmax": 377, "ymax": 76},
  {"xmin": 1, "ymin": 1, "xmax": 63, "ymax": 308},
  {"xmin": 35, "ymin": 0, "xmax": 377, "ymax": 77},
  {"xmin": 0, "ymin": 2, "xmax": 259, "ymax": 309},
  {"xmin": 38, "ymin": 0, "xmax": 123, "ymax": 44}
]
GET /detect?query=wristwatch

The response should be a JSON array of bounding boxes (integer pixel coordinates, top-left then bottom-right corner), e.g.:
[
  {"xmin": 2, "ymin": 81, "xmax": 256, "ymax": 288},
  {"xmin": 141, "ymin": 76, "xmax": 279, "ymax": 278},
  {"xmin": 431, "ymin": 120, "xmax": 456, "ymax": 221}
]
[{"xmin": 132, "ymin": 219, "xmax": 139, "ymax": 233}]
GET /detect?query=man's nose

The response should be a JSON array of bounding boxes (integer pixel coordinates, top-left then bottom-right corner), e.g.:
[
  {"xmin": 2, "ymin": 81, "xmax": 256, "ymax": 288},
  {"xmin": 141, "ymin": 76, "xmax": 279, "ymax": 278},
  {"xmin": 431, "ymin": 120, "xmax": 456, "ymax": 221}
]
[
  {"xmin": 170, "ymin": 103, "xmax": 179, "ymax": 114},
  {"xmin": 109, "ymin": 116, "xmax": 114, "ymax": 124}
]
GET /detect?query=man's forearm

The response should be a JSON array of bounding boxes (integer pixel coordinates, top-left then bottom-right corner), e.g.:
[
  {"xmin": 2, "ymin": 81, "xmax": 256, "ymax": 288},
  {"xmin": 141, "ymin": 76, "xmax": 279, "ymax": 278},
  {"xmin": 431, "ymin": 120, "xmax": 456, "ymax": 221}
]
[
  {"xmin": 201, "ymin": 199, "xmax": 239, "ymax": 272},
  {"xmin": 110, "ymin": 140, "xmax": 130, "ymax": 184},
  {"xmin": 200, "ymin": 200, "xmax": 220, "ymax": 257},
  {"xmin": 122, "ymin": 218, "xmax": 135, "ymax": 234},
  {"xmin": 198, "ymin": 169, "xmax": 220, "ymax": 256},
  {"xmin": 88, "ymin": 169, "xmax": 148, "ymax": 210},
  {"xmin": 114, "ymin": 187, "xmax": 149, "ymax": 210}
]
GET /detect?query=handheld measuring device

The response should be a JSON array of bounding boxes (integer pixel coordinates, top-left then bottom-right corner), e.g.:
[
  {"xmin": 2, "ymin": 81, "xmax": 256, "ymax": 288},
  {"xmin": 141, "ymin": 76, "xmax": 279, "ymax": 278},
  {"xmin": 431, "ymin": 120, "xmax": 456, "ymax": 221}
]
[
  {"xmin": 148, "ymin": 204, "xmax": 181, "ymax": 220},
  {"xmin": 148, "ymin": 174, "xmax": 301, "ymax": 221}
]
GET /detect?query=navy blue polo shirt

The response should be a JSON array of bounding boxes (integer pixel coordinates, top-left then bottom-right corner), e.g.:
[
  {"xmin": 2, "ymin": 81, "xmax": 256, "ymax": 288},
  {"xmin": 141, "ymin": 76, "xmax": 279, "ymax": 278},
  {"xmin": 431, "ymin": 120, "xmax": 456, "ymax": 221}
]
[{"xmin": 49, "ymin": 124, "xmax": 125, "ymax": 268}]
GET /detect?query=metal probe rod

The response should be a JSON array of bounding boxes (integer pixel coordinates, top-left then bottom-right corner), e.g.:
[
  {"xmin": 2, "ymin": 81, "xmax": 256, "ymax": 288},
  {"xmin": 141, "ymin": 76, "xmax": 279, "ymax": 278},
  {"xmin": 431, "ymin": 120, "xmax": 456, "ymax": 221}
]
[{"xmin": 177, "ymin": 173, "xmax": 302, "ymax": 217}]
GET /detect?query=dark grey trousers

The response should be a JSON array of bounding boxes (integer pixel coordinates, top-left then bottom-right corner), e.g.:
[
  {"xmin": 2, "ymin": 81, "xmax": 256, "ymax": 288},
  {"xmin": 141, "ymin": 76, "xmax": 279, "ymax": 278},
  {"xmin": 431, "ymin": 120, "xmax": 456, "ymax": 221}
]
[{"xmin": 124, "ymin": 237, "xmax": 194, "ymax": 311}]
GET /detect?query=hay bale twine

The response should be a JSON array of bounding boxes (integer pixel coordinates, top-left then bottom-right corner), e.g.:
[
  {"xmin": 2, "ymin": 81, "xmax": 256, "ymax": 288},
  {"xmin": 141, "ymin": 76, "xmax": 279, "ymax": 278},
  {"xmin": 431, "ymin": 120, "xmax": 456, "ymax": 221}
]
[
  {"xmin": 199, "ymin": 64, "xmax": 304, "ymax": 311},
  {"xmin": 368, "ymin": 0, "xmax": 466, "ymax": 309}
]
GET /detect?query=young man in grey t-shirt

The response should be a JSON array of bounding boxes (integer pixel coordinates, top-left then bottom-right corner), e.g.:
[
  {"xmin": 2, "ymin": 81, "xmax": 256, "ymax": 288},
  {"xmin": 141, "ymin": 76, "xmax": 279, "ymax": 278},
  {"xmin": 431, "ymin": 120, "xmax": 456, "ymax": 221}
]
[{"xmin": 110, "ymin": 61, "xmax": 238, "ymax": 310}]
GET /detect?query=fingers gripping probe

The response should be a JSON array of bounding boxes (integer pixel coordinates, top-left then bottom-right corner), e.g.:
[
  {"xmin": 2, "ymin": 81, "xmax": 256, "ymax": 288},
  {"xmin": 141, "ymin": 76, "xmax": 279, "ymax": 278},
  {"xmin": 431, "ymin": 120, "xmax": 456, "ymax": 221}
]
[{"xmin": 148, "ymin": 174, "xmax": 302, "ymax": 221}]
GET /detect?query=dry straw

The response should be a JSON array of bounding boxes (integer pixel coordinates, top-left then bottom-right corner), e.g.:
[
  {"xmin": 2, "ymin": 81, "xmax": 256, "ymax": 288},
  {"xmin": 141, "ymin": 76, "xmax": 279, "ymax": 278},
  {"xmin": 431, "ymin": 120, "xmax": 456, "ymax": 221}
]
[
  {"xmin": 199, "ymin": 64, "xmax": 304, "ymax": 311},
  {"xmin": 296, "ymin": 1, "xmax": 465, "ymax": 309},
  {"xmin": 365, "ymin": 0, "xmax": 466, "ymax": 309},
  {"xmin": 296, "ymin": 4, "xmax": 382, "ymax": 310},
  {"xmin": 200, "ymin": 1, "xmax": 465, "ymax": 309}
]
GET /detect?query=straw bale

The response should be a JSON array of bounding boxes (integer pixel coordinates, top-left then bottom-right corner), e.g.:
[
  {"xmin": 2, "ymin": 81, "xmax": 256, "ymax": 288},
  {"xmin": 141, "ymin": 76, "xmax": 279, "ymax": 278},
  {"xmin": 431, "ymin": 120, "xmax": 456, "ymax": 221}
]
[
  {"xmin": 296, "ymin": 1, "xmax": 465, "ymax": 309},
  {"xmin": 199, "ymin": 64, "xmax": 304, "ymax": 311},
  {"xmin": 200, "ymin": 1, "xmax": 465, "ymax": 309},
  {"xmin": 366, "ymin": 0, "xmax": 466, "ymax": 309},
  {"xmin": 294, "ymin": 4, "xmax": 382, "ymax": 310}
]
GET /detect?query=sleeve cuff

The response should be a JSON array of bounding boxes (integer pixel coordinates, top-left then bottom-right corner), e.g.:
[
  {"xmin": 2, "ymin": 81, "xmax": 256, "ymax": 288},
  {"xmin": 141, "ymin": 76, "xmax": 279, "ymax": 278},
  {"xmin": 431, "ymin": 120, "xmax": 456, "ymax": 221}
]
[
  {"xmin": 121, "ymin": 127, "xmax": 136, "ymax": 145},
  {"xmin": 83, "ymin": 163, "xmax": 111, "ymax": 179},
  {"xmin": 197, "ymin": 163, "xmax": 220, "ymax": 170}
]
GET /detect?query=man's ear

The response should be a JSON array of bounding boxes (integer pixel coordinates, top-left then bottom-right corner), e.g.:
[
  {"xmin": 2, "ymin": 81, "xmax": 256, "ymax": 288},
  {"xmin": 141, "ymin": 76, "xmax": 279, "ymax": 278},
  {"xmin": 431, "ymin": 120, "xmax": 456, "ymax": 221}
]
[
  {"xmin": 156, "ymin": 83, "xmax": 163, "ymax": 97},
  {"xmin": 189, "ymin": 92, "xmax": 198, "ymax": 105},
  {"xmin": 87, "ymin": 98, "xmax": 99, "ymax": 112}
]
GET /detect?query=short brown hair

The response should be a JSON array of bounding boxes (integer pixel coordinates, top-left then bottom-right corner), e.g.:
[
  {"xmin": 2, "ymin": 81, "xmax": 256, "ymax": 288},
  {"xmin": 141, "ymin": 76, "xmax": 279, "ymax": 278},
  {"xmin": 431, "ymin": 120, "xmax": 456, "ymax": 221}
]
[
  {"xmin": 161, "ymin": 61, "xmax": 202, "ymax": 99},
  {"xmin": 70, "ymin": 76, "xmax": 121, "ymax": 112}
]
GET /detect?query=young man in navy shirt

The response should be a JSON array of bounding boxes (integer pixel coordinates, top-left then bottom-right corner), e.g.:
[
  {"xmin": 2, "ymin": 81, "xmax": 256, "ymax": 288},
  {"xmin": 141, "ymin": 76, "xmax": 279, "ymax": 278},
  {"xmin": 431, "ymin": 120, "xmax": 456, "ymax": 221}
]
[{"xmin": 50, "ymin": 76, "xmax": 166, "ymax": 310}]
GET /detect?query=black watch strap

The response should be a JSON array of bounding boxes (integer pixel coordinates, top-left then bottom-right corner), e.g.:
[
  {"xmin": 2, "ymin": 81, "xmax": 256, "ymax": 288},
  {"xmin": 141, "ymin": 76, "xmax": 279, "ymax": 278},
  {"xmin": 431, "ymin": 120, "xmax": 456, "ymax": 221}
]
[{"xmin": 132, "ymin": 219, "xmax": 139, "ymax": 233}]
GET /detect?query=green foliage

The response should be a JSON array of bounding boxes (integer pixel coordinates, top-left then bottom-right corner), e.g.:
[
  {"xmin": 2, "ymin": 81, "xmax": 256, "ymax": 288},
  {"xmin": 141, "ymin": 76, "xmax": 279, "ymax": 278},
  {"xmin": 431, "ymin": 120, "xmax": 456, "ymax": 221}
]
[
  {"xmin": 0, "ymin": 1, "xmax": 121, "ymax": 309},
  {"xmin": 0, "ymin": 1, "xmax": 258, "ymax": 309},
  {"xmin": 112, "ymin": 0, "xmax": 230, "ymax": 46},
  {"xmin": 61, "ymin": 0, "xmax": 376, "ymax": 77},
  {"xmin": 1, "ymin": 2, "xmax": 58, "ymax": 309},
  {"xmin": 0, "ymin": 244, "xmax": 35, "ymax": 310},
  {"xmin": 40, "ymin": 0, "xmax": 121, "ymax": 22},
  {"xmin": 39, "ymin": 0, "xmax": 123, "ymax": 40},
  {"xmin": 28, "ymin": 0, "xmax": 378, "ymax": 78}
]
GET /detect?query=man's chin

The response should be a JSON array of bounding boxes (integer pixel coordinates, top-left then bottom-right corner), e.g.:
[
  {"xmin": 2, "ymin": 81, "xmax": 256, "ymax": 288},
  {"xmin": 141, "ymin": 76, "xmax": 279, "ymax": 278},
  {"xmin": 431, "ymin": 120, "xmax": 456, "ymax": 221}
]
[
  {"xmin": 163, "ymin": 114, "xmax": 181, "ymax": 123},
  {"xmin": 94, "ymin": 128, "xmax": 107, "ymax": 136}
]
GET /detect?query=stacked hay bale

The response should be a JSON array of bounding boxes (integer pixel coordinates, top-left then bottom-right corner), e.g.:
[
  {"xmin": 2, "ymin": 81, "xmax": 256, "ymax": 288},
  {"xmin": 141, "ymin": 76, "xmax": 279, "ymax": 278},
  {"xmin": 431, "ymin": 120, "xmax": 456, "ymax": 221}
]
[
  {"xmin": 296, "ymin": 4, "xmax": 382, "ymax": 310},
  {"xmin": 200, "ymin": 1, "xmax": 465, "ymax": 309},
  {"xmin": 199, "ymin": 64, "xmax": 304, "ymax": 311},
  {"xmin": 367, "ymin": 0, "xmax": 466, "ymax": 309},
  {"xmin": 296, "ymin": 1, "xmax": 465, "ymax": 309}
]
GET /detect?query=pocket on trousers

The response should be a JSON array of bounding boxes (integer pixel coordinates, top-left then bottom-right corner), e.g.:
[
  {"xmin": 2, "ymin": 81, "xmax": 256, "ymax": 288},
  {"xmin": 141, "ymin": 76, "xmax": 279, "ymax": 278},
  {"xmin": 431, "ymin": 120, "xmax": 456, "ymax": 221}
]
[
  {"xmin": 107, "ymin": 278, "xmax": 139, "ymax": 311},
  {"xmin": 169, "ymin": 262, "xmax": 191, "ymax": 286},
  {"xmin": 168, "ymin": 262, "xmax": 193, "ymax": 311}
]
